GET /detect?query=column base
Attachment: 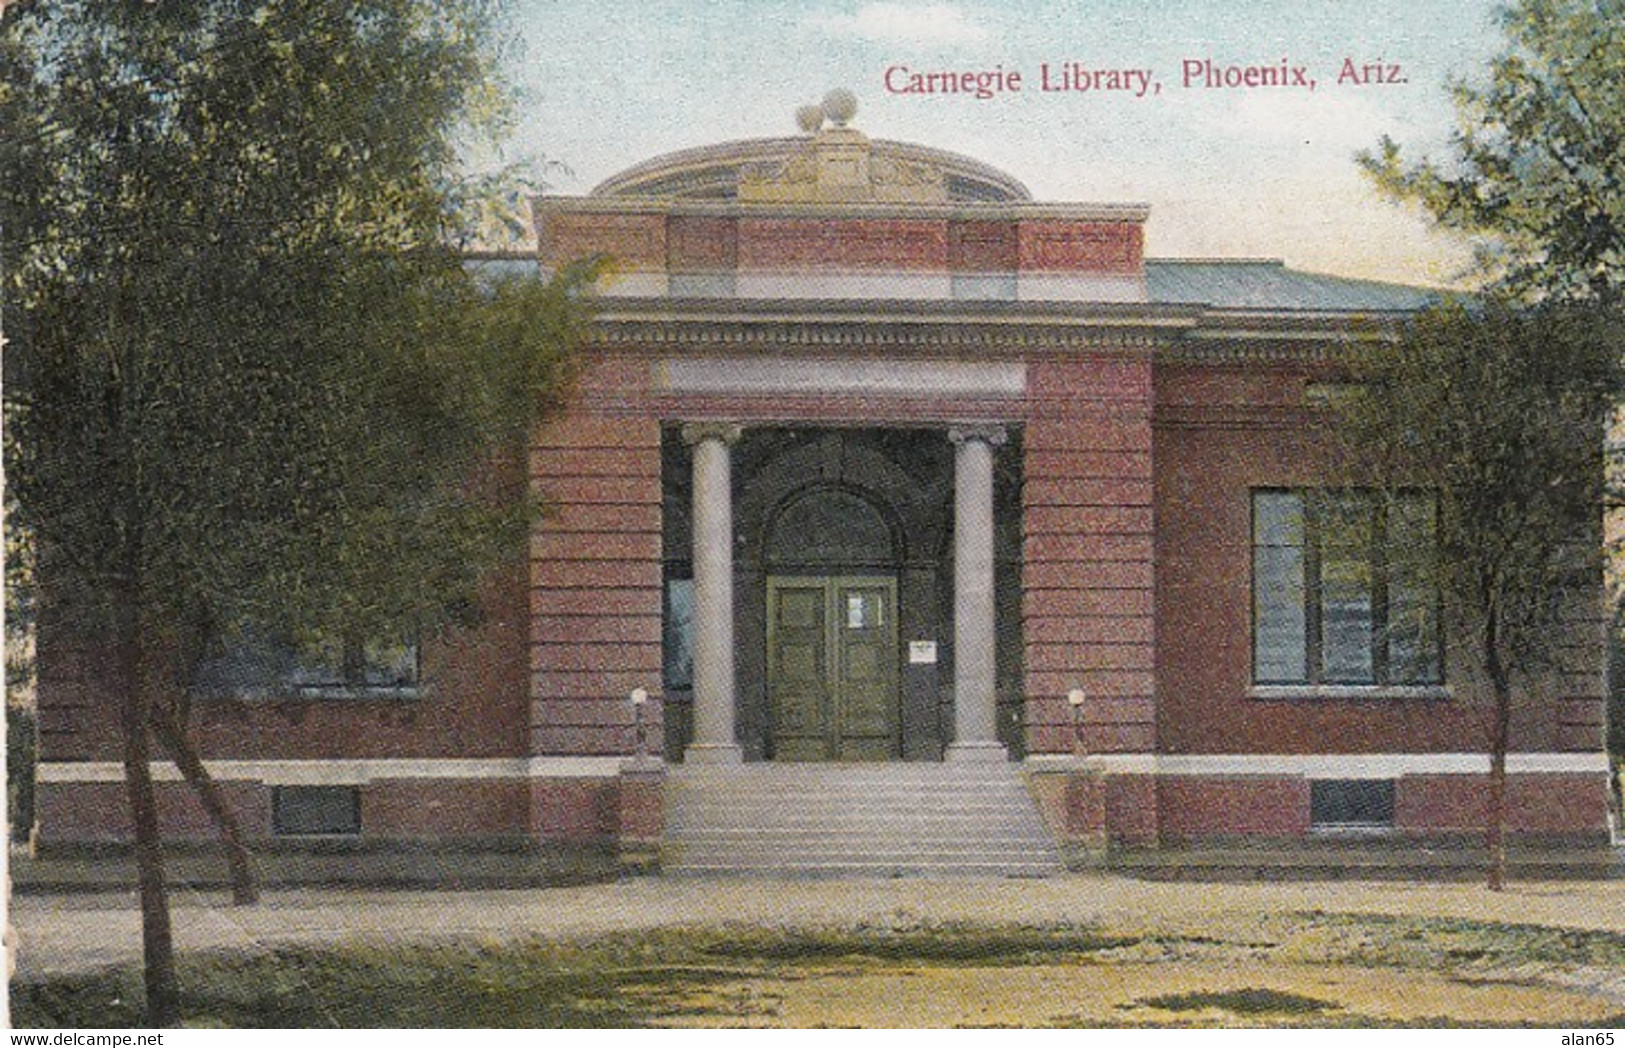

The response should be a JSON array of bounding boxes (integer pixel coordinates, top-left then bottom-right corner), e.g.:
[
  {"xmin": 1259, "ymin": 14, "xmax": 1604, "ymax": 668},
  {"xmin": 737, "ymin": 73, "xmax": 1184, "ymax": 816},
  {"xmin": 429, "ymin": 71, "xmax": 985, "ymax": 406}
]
[
  {"xmin": 945, "ymin": 741, "xmax": 1009, "ymax": 763},
  {"xmin": 684, "ymin": 743, "xmax": 744, "ymax": 765}
]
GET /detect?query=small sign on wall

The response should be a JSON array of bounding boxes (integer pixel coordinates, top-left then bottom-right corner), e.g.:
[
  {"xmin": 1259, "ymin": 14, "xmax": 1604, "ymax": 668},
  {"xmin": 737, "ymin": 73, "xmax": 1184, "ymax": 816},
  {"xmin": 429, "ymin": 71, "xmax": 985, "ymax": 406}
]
[{"xmin": 908, "ymin": 641, "xmax": 938, "ymax": 664}]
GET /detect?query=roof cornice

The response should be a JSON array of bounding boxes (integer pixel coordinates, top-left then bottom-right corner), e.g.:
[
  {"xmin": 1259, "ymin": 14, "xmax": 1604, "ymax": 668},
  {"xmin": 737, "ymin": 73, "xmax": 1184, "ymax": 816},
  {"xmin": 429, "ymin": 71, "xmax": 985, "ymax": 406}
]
[
  {"xmin": 579, "ymin": 296, "xmax": 1406, "ymax": 357},
  {"xmin": 539, "ymin": 195, "xmax": 1150, "ymax": 223}
]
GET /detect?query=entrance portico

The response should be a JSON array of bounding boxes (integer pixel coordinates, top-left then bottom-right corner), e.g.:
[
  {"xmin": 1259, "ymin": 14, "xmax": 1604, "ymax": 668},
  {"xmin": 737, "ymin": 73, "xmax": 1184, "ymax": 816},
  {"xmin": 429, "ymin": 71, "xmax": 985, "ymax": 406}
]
[{"xmin": 664, "ymin": 424, "xmax": 1024, "ymax": 764}]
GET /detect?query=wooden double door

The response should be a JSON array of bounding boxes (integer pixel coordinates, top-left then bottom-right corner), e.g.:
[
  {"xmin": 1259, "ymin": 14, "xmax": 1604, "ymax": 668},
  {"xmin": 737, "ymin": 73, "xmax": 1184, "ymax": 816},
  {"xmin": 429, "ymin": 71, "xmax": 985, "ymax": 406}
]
[{"xmin": 766, "ymin": 575, "xmax": 899, "ymax": 761}]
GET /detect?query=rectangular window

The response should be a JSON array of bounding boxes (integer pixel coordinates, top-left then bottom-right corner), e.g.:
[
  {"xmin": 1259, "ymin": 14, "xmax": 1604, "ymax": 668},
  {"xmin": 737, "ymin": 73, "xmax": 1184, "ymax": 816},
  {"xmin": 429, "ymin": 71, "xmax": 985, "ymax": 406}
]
[
  {"xmin": 195, "ymin": 632, "xmax": 420, "ymax": 699},
  {"xmin": 663, "ymin": 576, "xmax": 694, "ymax": 691},
  {"xmin": 1310, "ymin": 779, "xmax": 1395, "ymax": 830},
  {"xmin": 272, "ymin": 786, "xmax": 361, "ymax": 837},
  {"xmin": 1252, "ymin": 490, "xmax": 1441, "ymax": 686},
  {"xmin": 287, "ymin": 637, "xmax": 420, "ymax": 695}
]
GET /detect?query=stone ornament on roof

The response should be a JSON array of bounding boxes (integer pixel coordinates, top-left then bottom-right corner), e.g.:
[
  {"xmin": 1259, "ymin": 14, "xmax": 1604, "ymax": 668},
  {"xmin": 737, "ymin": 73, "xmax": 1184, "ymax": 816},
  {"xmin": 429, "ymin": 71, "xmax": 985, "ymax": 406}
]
[{"xmin": 738, "ymin": 90, "xmax": 947, "ymax": 205}]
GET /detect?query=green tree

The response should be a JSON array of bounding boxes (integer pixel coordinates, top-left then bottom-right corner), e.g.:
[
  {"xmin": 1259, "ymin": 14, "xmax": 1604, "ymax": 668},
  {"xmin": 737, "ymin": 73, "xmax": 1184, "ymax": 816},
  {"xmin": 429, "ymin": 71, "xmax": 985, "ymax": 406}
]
[
  {"xmin": 1329, "ymin": 302, "xmax": 1618, "ymax": 890},
  {"xmin": 2, "ymin": 0, "xmax": 590, "ymax": 1024},
  {"xmin": 1353, "ymin": 0, "xmax": 1624, "ymax": 886},
  {"xmin": 1358, "ymin": 0, "xmax": 1624, "ymax": 304}
]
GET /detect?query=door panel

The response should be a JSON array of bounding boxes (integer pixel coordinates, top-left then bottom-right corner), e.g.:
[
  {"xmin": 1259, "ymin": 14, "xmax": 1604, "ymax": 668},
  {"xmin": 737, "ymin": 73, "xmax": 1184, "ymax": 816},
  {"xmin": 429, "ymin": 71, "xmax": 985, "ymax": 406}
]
[
  {"xmin": 768, "ymin": 576, "xmax": 898, "ymax": 760},
  {"xmin": 768, "ymin": 581, "xmax": 830, "ymax": 761},
  {"xmin": 835, "ymin": 581, "xmax": 896, "ymax": 759}
]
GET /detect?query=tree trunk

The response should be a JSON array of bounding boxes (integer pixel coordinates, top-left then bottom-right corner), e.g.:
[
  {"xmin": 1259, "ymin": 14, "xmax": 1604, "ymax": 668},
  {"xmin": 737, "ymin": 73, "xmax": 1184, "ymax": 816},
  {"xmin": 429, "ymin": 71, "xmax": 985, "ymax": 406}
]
[
  {"xmin": 117, "ymin": 608, "xmax": 182, "ymax": 1026},
  {"xmin": 1484, "ymin": 630, "xmax": 1513, "ymax": 893},
  {"xmin": 151, "ymin": 706, "xmax": 259, "ymax": 905}
]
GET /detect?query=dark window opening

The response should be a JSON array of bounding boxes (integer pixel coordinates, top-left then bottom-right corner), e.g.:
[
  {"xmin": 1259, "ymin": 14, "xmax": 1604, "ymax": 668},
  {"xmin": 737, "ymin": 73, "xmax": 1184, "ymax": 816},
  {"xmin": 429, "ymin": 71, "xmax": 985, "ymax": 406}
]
[
  {"xmin": 663, "ymin": 575, "xmax": 694, "ymax": 692},
  {"xmin": 272, "ymin": 785, "xmax": 361, "ymax": 837},
  {"xmin": 1310, "ymin": 779, "xmax": 1395, "ymax": 829},
  {"xmin": 195, "ymin": 632, "xmax": 420, "ymax": 699},
  {"xmin": 287, "ymin": 637, "xmax": 420, "ymax": 693}
]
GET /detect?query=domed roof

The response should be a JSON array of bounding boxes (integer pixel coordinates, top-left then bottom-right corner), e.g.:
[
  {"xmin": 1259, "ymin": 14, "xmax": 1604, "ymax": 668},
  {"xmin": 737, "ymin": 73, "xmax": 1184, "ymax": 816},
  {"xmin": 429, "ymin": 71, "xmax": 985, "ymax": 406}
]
[{"xmin": 591, "ymin": 135, "xmax": 1032, "ymax": 204}]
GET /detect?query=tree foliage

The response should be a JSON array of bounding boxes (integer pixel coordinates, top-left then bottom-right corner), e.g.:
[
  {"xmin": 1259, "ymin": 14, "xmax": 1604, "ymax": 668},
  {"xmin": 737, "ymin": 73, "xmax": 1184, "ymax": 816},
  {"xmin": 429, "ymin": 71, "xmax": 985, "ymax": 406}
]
[
  {"xmin": 1358, "ymin": 0, "xmax": 1624, "ymax": 303},
  {"xmin": 2, "ymin": 0, "xmax": 591, "ymax": 1024},
  {"xmin": 1330, "ymin": 302, "xmax": 1619, "ymax": 887},
  {"xmin": 4, "ymin": 0, "xmax": 583, "ymax": 646}
]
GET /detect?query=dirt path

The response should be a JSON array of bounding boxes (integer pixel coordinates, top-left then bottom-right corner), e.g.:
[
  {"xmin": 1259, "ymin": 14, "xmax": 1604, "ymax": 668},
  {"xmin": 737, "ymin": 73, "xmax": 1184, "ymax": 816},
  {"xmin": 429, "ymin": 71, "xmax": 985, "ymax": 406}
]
[
  {"xmin": 11, "ymin": 874, "xmax": 1625, "ymax": 980},
  {"xmin": 10, "ymin": 875, "xmax": 1625, "ymax": 1027},
  {"xmin": 650, "ymin": 961, "xmax": 1621, "ymax": 1028}
]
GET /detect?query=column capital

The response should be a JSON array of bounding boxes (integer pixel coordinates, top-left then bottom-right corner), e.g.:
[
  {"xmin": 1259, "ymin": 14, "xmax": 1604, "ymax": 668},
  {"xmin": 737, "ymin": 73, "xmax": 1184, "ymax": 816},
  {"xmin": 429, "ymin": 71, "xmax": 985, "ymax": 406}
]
[
  {"xmin": 948, "ymin": 424, "xmax": 1007, "ymax": 448},
  {"xmin": 681, "ymin": 422, "xmax": 744, "ymax": 447}
]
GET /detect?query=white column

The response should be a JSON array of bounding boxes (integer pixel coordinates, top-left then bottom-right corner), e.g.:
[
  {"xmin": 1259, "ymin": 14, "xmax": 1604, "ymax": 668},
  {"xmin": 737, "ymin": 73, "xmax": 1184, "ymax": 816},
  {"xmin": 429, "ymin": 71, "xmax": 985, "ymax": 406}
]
[
  {"xmin": 947, "ymin": 425, "xmax": 1008, "ymax": 762},
  {"xmin": 682, "ymin": 422, "xmax": 744, "ymax": 764}
]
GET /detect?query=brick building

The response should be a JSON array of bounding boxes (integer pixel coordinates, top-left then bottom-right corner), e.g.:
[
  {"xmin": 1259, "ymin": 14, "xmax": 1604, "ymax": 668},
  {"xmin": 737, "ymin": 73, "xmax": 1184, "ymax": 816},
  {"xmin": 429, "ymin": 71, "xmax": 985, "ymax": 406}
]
[{"xmin": 33, "ymin": 98, "xmax": 1612, "ymax": 879}]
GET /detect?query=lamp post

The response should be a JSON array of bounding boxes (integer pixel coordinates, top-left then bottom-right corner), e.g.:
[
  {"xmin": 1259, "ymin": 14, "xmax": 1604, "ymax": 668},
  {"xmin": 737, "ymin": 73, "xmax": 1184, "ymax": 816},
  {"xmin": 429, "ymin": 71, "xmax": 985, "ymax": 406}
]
[
  {"xmin": 630, "ymin": 687, "xmax": 650, "ymax": 766},
  {"xmin": 1067, "ymin": 687, "xmax": 1087, "ymax": 759}
]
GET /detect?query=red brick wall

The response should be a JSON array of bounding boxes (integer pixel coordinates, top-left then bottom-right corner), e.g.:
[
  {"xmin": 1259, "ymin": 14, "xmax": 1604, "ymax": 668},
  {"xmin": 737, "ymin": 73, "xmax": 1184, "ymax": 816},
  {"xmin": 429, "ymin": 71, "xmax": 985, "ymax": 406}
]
[
  {"xmin": 1158, "ymin": 775, "xmax": 1312, "ymax": 839},
  {"xmin": 1023, "ymin": 354, "xmax": 1156, "ymax": 755},
  {"xmin": 35, "ymin": 777, "xmax": 538, "ymax": 843},
  {"xmin": 539, "ymin": 211, "xmax": 665, "ymax": 271},
  {"xmin": 737, "ymin": 217, "xmax": 949, "ymax": 270},
  {"xmin": 36, "ymin": 781, "xmax": 268, "ymax": 844},
  {"xmin": 1105, "ymin": 774, "xmax": 1159, "ymax": 845},
  {"xmin": 1017, "ymin": 221, "xmax": 1142, "ymax": 273},
  {"xmin": 34, "ymin": 566, "xmax": 530, "ymax": 766},
  {"xmin": 539, "ymin": 209, "xmax": 1148, "ymax": 278},
  {"xmin": 668, "ymin": 216, "xmax": 737, "ymax": 270},
  {"xmin": 529, "ymin": 356, "xmax": 664, "ymax": 756},
  {"xmin": 1396, "ymin": 773, "xmax": 1611, "ymax": 834},
  {"xmin": 949, "ymin": 221, "xmax": 1017, "ymax": 270},
  {"xmin": 365, "ymin": 780, "xmax": 530, "ymax": 838},
  {"xmin": 529, "ymin": 778, "xmax": 620, "ymax": 841},
  {"xmin": 1152, "ymin": 362, "xmax": 1582, "ymax": 755}
]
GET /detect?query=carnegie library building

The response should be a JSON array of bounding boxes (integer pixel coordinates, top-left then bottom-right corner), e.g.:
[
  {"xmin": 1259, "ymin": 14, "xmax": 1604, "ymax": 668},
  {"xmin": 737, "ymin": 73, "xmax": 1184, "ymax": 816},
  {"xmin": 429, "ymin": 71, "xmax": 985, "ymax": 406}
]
[{"xmin": 34, "ymin": 95, "xmax": 1613, "ymax": 879}]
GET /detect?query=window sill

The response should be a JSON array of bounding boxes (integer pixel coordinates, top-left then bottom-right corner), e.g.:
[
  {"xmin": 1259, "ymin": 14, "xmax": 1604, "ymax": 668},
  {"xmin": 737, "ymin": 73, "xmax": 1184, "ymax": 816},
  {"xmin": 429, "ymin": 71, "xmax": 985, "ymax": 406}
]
[
  {"xmin": 200, "ymin": 687, "xmax": 424, "ymax": 702},
  {"xmin": 1310, "ymin": 824, "xmax": 1397, "ymax": 838},
  {"xmin": 271, "ymin": 831, "xmax": 363, "ymax": 841},
  {"xmin": 1249, "ymin": 684, "xmax": 1450, "ymax": 701},
  {"xmin": 291, "ymin": 686, "xmax": 422, "ymax": 700}
]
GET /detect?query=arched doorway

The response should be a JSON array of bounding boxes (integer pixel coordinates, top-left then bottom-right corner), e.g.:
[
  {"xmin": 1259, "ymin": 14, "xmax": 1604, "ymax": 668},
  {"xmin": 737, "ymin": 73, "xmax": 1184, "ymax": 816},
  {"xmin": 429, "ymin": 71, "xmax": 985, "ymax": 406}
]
[{"xmin": 764, "ymin": 486, "xmax": 901, "ymax": 760}]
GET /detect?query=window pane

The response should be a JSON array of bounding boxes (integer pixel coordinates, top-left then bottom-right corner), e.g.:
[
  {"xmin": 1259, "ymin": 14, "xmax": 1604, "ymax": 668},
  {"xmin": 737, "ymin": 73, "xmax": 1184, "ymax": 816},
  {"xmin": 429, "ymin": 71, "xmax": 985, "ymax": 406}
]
[
  {"xmin": 1318, "ymin": 493, "xmax": 1375, "ymax": 684},
  {"xmin": 362, "ymin": 638, "xmax": 419, "ymax": 688},
  {"xmin": 285, "ymin": 641, "xmax": 346, "ymax": 689},
  {"xmin": 194, "ymin": 631, "xmax": 285, "ymax": 696},
  {"xmin": 663, "ymin": 578, "xmax": 694, "ymax": 691},
  {"xmin": 1253, "ymin": 493, "xmax": 1307, "ymax": 683},
  {"xmin": 1385, "ymin": 493, "xmax": 1441, "ymax": 684}
]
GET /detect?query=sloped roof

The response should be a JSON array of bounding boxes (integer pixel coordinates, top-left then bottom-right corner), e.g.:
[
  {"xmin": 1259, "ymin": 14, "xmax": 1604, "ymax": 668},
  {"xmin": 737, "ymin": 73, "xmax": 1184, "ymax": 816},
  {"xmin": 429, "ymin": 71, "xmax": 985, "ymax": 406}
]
[{"xmin": 1145, "ymin": 259, "xmax": 1441, "ymax": 312}]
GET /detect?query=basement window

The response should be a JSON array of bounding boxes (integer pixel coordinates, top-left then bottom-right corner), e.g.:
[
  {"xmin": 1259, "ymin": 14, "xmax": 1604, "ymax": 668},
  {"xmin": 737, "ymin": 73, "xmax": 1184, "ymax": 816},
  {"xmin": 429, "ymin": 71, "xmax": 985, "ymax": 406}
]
[
  {"xmin": 1310, "ymin": 779, "xmax": 1395, "ymax": 832},
  {"xmin": 272, "ymin": 786, "xmax": 361, "ymax": 837}
]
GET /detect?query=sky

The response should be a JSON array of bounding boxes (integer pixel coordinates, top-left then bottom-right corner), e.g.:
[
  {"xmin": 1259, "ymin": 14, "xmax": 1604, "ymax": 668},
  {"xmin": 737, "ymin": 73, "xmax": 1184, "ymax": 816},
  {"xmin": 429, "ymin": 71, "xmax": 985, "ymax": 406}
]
[{"xmin": 503, "ymin": 0, "xmax": 1510, "ymax": 287}]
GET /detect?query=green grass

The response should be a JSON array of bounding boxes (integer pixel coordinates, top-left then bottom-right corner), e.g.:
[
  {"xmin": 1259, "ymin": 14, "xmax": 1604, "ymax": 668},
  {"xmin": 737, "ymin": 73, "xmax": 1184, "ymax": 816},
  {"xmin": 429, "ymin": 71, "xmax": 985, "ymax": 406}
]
[
  {"xmin": 1133, "ymin": 988, "xmax": 1339, "ymax": 1016},
  {"xmin": 1289, "ymin": 911, "xmax": 1625, "ymax": 969},
  {"xmin": 697, "ymin": 923, "xmax": 1139, "ymax": 965}
]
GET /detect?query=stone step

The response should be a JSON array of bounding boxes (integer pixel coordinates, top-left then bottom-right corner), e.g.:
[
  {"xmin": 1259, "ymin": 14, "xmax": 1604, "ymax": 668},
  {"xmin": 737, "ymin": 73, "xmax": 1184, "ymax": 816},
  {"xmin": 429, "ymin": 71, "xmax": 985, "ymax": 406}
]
[
  {"xmin": 671, "ymin": 823, "xmax": 1048, "ymax": 837},
  {"xmin": 666, "ymin": 861, "xmax": 1062, "ymax": 878},
  {"xmin": 671, "ymin": 850, "xmax": 1059, "ymax": 866},
  {"xmin": 663, "ymin": 760, "xmax": 1063, "ymax": 878},
  {"xmin": 667, "ymin": 809, "xmax": 1042, "ymax": 825}
]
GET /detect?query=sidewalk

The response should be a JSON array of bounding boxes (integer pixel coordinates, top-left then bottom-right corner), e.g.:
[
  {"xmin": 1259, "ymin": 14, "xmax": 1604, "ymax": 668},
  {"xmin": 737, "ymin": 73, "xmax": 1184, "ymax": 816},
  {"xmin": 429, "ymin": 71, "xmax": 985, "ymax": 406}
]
[{"xmin": 11, "ymin": 874, "xmax": 1625, "ymax": 981}]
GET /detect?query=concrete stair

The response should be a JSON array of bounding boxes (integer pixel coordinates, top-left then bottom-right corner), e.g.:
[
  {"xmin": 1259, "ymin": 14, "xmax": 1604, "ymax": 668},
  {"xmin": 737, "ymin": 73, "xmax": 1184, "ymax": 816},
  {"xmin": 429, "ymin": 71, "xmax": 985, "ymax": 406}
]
[{"xmin": 663, "ymin": 761, "xmax": 1063, "ymax": 878}]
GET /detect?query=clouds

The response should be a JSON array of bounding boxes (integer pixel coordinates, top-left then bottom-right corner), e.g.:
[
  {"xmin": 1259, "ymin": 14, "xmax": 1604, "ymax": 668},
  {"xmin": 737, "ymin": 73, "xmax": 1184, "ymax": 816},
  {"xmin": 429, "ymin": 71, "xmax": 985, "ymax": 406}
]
[{"xmin": 804, "ymin": 3, "xmax": 991, "ymax": 46}]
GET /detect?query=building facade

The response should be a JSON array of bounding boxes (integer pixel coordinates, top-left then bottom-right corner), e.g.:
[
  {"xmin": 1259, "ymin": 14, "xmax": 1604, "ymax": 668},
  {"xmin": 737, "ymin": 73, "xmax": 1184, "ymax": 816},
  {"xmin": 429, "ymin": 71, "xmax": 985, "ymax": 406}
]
[{"xmin": 32, "ymin": 102, "xmax": 1613, "ymax": 878}]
